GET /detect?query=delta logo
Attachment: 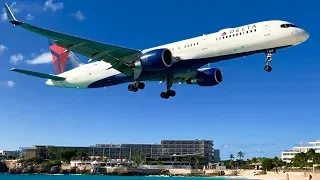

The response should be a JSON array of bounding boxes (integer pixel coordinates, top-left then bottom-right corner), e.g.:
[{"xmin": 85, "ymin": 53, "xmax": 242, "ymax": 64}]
[{"xmin": 221, "ymin": 32, "xmax": 227, "ymax": 36}]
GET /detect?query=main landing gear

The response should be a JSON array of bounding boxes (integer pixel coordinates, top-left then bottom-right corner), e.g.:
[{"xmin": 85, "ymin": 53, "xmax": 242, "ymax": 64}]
[
  {"xmin": 160, "ymin": 77, "xmax": 176, "ymax": 99},
  {"xmin": 128, "ymin": 81, "xmax": 145, "ymax": 92},
  {"xmin": 264, "ymin": 49, "xmax": 275, "ymax": 72}
]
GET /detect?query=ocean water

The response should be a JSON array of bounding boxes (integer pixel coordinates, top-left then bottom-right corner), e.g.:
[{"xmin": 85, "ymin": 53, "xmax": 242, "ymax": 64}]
[{"xmin": 0, "ymin": 174, "xmax": 252, "ymax": 180}]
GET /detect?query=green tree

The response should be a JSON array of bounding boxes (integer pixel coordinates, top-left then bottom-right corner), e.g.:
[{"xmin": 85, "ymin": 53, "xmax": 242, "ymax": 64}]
[
  {"xmin": 306, "ymin": 149, "xmax": 316, "ymax": 164},
  {"xmin": 229, "ymin": 154, "xmax": 234, "ymax": 160},
  {"xmin": 237, "ymin": 151, "xmax": 245, "ymax": 160},
  {"xmin": 29, "ymin": 157, "xmax": 45, "ymax": 164},
  {"xmin": 60, "ymin": 149, "xmax": 78, "ymax": 162},
  {"xmin": 291, "ymin": 152, "xmax": 308, "ymax": 168},
  {"xmin": 237, "ymin": 151, "xmax": 245, "ymax": 168},
  {"xmin": 187, "ymin": 156, "xmax": 192, "ymax": 166},
  {"xmin": 76, "ymin": 150, "xmax": 88, "ymax": 160},
  {"xmin": 273, "ymin": 157, "xmax": 283, "ymax": 172},
  {"xmin": 229, "ymin": 160, "xmax": 234, "ymax": 169},
  {"xmin": 195, "ymin": 155, "xmax": 204, "ymax": 168},
  {"xmin": 133, "ymin": 151, "xmax": 141, "ymax": 165},
  {"xmin": 246, "ymin": 159, "xmax": 252, "ymax": 170},
  {"xmin": 47, "ymin": 148, "xmax": 59, "ymax": 159},
  {"xmin": 262, "ymin": 158, "xmax": 275, "ymax": 170}
]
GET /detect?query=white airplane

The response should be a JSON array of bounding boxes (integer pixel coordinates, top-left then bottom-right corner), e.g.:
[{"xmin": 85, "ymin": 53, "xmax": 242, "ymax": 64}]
[{"xmin": 4, "ymin": 3, "xmax": 309, "ymax": 99}]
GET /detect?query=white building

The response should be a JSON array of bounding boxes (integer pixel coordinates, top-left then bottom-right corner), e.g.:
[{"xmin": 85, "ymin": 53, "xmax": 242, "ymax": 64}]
[{"xmin": 281, "ymin": 140, "xmax": 320, "ymax": 163}]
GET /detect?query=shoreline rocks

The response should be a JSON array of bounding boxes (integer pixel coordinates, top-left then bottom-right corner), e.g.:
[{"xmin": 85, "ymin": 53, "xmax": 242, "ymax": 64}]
[{"xmin": 0, "ymin": 161, "xmax": 9, "ymax": 173}]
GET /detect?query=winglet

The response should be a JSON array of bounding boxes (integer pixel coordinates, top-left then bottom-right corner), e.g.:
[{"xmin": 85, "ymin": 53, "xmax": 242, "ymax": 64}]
[{"xmin": 4, "ymin": 3, "xmax": 22, "ymax": 25}]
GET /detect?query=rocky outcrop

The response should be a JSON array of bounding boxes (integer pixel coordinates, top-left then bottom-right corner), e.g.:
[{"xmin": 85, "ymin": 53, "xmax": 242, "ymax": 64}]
[
  {"xmin": 0, "ymin": 161, "xmax": 9, "ymax": 172},
  {"xmin": 50, "ymin": 166, "xmax": 60, "ymax": 174}
]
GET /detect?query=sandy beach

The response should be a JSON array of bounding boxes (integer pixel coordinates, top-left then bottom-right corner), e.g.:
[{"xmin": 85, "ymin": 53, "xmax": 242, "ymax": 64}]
[{"xmin": 229, "ymin": 170, "xmax": 320, "ymax": 180}]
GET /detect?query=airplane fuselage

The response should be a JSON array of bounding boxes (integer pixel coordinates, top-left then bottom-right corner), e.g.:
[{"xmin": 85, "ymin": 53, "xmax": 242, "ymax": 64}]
[{"xmin": 45, "ymin": 20, "xmax": 309, "ymax": 88}]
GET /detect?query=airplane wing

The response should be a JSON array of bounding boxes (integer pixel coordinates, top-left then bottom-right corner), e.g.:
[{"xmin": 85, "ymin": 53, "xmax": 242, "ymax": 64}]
[
  {"xmin": 10, "ymin": 68, "xmax": 66, "ymax": 81},
  {"xmin": 4, "ymin": 3, "xmax": 140, "ymax": 77}
]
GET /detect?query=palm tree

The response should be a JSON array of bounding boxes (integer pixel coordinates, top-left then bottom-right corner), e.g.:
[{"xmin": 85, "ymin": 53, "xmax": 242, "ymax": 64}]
[
  {"xmin": 237, "ymin": 151, "xmax": 245, "ymax": 160},
  {"xmin": 229, "ymin": 154, "xmax": 234, "ymax": 160},
  {"xmin": 237, "ymin": 151, "xmax": 245, "ymax": 169}
]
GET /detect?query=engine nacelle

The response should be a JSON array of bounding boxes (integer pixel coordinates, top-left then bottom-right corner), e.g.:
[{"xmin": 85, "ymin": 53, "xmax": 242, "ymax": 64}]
[
  {"xmin": 186, "ymin": 68, "xmax": 223, "ymax": 86},
  {"xmin": 130, "ymin": 48, "xmax": 173, "ymax": 71}
]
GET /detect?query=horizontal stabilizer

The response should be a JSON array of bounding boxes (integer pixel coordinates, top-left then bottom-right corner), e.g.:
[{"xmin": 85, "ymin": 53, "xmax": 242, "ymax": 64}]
[{"xmin": 10, "ymin": 68, "xmax": 66, "ymax": 81}]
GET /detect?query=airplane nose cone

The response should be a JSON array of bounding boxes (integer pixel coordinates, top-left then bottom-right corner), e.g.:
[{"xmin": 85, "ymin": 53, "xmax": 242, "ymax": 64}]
[{"xmin": 299, "ymin": 30, "xmax": 309, "ymax": 42}]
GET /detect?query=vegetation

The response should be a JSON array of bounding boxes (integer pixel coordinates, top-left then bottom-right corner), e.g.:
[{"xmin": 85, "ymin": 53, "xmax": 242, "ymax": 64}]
[
  {"xmin": 133, "ymin": 151, "xmax": 141, "ymax": 165},
  {"xmin": 60, "ymin": 149, "xmax": 78, "ymax": 162},
  {"xmin": 290, "ymin": 149, "xmax": 320, "ymax": 168}
]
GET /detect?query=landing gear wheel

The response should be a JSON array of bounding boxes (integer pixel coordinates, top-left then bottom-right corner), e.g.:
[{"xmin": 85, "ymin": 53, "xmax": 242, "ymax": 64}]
[
  {"xmin": 160, "ymin": 92, "xmax": 169, "ymax": 99},
  {"xmin": 138, "ymin": 82, "xmax": 145, "ymax": 89},
  {"xmin": 134, "ymin": 81, "xmax": 140, "ymax": 89},
  {"xmin": 128, "ymin": 81, "xmax": 145, "ymax": 92},
  {"xmin": 167, "ymin": 90, "xmax": 176, "ymax": 97},
  {"xmin": 160, "ymin": 76, "xmax": 177, "ymax": 99},
  {"xmin": 264, "ymin": 49, "xmax": 275, "ymax": 72},
  {"xmin": 128, "ymin": 84, "xmax": 134, "ymax": 91},
  {"xmin": 264, "ymin": 65, "xmax": 272, "ymax": 72}
]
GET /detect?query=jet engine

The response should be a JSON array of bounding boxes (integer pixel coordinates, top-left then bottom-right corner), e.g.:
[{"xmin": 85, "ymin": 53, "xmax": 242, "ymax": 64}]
[
  {"xmin": 186, "ymin": 68, "xmax": 223, "ymax": 86},
  {"xmin": 129, "ymin": 48, "xmax": 173, "ymax": 71}
]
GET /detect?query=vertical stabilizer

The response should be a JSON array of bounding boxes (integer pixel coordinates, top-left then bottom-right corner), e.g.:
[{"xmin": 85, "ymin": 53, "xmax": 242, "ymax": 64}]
[{"xmin": 48, "ymin": 39, "xmax": 83, "ymax": 74}]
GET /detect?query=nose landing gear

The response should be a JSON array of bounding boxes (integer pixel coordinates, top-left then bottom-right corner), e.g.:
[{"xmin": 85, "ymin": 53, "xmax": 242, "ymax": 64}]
[{"xmin": 264, "ymin": 49, "xmax": 275, "ymax": 72}]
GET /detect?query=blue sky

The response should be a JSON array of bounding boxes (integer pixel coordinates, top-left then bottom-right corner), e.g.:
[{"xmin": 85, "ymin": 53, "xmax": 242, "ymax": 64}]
[{"xmin": 0, "ymin": 0, "xmax": 319, "ymax": 160}]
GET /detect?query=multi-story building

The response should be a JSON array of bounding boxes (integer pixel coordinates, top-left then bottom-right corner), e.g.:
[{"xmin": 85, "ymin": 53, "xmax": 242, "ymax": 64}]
[
  {"xmin": 20, "ymin": 139, "xmax": 217, "ymax": 164},
  {"xmin": 161, "ymin": 139, "xmax": 213, "ymax": 163},
  {"xmin": 281, "ymin": 140, "xmax": 320, "ymax": 163},
  {"xmin": 0, "ymin": 150, "xmax": 21, "ymax": 159},
  {"xmin": 213, "ymin": 149, "xmax": 220, "ymax": 163}
]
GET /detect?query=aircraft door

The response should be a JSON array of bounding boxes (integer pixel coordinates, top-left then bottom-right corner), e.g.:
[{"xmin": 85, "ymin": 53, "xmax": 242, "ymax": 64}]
[
  {"xmin": 202, "ymin": 34, "xmax": 208, "ymax": 50},
  {"xmin": 264, "ymin": 23, "xmax": 271, "ymax": 36}
]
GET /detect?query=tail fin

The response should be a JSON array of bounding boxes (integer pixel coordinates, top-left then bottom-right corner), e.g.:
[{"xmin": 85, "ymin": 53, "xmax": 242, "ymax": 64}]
[{"xmin": 48, "ymin": 39, "xmax": 83, "ymax": 74}]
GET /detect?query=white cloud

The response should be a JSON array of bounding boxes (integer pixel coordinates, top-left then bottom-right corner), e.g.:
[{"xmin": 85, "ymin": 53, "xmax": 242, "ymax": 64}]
[
  {"xmin": 0, "ymin": 80, "xmax": 15, "ymax": 88},
  {"xmin": 43, "ymin": 0, "xmax": 63, "ymax": 12},
  {"xmin": 0, "ymin": 44, "xmax": 7, "ymax": 54},
  {"xmin": 70, "ymin": 10, "xmax": 85, "ymax": 21},
  {"xmin": 1, "ymin": 2, "xmax": 20, "ymax": 21},
  {"xmin": 25, "ymin": 52, "xmax": 52, "ymax": 65},
  {"xmin": 25, "ymin": 14, "xmax": 34, "ymax": 20},
  {"xmin": 10, "ymin": 53, "xmax": 24, "ymax": 64}
]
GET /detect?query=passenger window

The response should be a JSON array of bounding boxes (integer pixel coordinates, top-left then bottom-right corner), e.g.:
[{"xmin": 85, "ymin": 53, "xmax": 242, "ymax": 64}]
[
  {"xmin": 236, "ymin": 33, "xmax": 238, "ymax": 36},
  {"xmin": 254, "ymin": 29, "xmax": 256, "ymax": 32},
  {"xmin": 229, "ymin": 35, "xmax": 231, "ymax": 37},
  {"xmin": 250, "ymin": 30, "xmax": 252, "ymax": 33},
  {"xmin": 247, "ymin": 31, "xmax": 249, "ymax": 33}
]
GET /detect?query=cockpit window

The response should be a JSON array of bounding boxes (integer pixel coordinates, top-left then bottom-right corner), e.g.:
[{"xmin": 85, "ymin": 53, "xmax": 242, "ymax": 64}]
[{"xmin": 280, "ymin": 24, "xmax": 298, "ymax": 28}]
